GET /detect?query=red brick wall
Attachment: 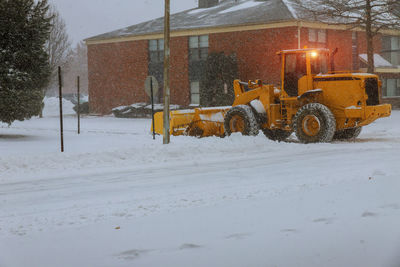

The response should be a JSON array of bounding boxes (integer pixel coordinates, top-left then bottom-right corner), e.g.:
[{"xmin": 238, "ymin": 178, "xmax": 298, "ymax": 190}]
[
  {"xmin": 87, "ymin": 40, "xmax": 148, "ymax": 114},
  {"xmin": 88, "ymin": 26, "xmax": 393, "ymax": 114},
  {"xmin": 170, "ymin": 36, "xmax": 190, "ymax": 106},
  {"xmin": 210, "ymin": 27, "xmax": 298, "ymax": 85},
  {"xmin": 88, "ymin": 37, "xmax": 190, "ymax": 114},
  {"xmin": 356, "ymin": 32, "xmax": 382, "ymax": 56},
  {"xmin": 209, "ymin": 27, "xmax": 371, "ymax": 85},
  {"xmin": 327, "ymin": 29, "xmax": 353, "ymax": 71}
]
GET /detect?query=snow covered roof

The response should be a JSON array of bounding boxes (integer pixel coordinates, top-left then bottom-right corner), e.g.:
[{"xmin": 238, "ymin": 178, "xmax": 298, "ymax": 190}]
[
  {"xmin": 359, "ymin": 54, "xmax": 396, "ymax": 68},
  {"xmin": 86, "ymin": 0, "xmax": 302, "ymax": 42}
]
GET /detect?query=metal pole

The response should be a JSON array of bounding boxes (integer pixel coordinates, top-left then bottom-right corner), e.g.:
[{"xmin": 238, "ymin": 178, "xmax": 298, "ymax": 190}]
[
  {"xmin": 163, "ymin": 0, "xmax": 170, "ymax": 144},
  {"xmin": 77, "ymin": 76, "xmax": 80, "ymax": 135},
  {"xmin": 151, "ymin": 78, "xmax": 155, "ymax": 140},
  {"xmin": 58, "ymin": 66, "xmax": 64, "ymax": 152}
]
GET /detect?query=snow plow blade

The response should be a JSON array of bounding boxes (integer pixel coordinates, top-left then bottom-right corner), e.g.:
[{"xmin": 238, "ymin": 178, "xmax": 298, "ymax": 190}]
[{"xmin": 152, "ymin": 107, "xmax": 230, "ymax": 137}]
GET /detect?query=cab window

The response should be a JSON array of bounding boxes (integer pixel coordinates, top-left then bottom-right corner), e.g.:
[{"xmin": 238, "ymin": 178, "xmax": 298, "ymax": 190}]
[
  {"xmin": 311, "ymin": 53, "xmax": 329, "ymax": 74},
  {"xmin": 284, "ymin": 53, "xmax": 306, "ymax": 97}
]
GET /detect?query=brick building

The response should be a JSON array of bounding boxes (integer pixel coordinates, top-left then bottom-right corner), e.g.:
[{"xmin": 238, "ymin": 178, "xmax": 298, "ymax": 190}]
[{"xmin": 85, "ymin": 0, "xmax": 400, "ymax": 114}]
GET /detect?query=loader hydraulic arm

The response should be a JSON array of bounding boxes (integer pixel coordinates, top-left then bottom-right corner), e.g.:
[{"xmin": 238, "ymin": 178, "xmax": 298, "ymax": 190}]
[{"xmin": 233, "ymin": 80, "xmax": 263, "ymax": 97}]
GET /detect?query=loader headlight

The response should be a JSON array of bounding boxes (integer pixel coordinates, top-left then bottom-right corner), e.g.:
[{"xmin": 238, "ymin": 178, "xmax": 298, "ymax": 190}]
[{"xmin": 311, "ymin": 51, "xmax": 318, "ymax": 58}]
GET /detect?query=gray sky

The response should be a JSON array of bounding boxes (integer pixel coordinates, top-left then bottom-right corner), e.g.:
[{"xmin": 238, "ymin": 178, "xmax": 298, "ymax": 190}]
[{"xmin": 49, "ymin": 0, "xmax": 198, "ymax": 45}]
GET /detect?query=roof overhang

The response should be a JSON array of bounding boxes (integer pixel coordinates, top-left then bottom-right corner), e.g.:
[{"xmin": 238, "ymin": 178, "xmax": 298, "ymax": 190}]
[
  {"xmin": 85, "ymin": 20, "xmax": 400, "ymax": 46},
  {"xmin": 360, "ymin": 68, "xmax": 400, "ymax": 73},
  {"xmin": 85, "ymin": 20, "xmax": 299, "ymax": 45}
]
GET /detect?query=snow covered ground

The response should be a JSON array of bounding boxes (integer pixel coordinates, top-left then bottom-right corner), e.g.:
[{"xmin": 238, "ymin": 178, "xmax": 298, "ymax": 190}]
[{"xmin": 1, "ymin": 107, "xmax": 400, "ymax": 267}]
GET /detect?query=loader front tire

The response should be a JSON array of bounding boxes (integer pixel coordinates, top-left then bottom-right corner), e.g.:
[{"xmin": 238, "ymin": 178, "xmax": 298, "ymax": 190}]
[
  {"xmin": 263, "ymin": 128, "xmax": 292, "ymax": 141},
  {"xmin": 293, "ymin": 103, "xmax": 336, "ymax": 143},
  {"xmin": 334, "ymin": 127, "xmax": 362, "ymax": 140},
  {"xmin": 224, "ymin": 105, "xmax": 259, "ymax": 136}
]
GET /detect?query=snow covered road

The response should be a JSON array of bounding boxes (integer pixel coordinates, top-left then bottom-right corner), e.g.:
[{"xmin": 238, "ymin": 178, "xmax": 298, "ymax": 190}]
[{"xmin": 1, "ymin": 112, "xmax": 400, "ymax": 267}]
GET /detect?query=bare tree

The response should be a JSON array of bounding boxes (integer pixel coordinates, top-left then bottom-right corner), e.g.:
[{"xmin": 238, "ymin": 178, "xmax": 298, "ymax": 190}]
[
  {"xmin": 63, "ymin": 41, "xmax": 89, "ymax": 99},
  {"xmin": 294, "ymin": 0, "xmax": 400, "ymax": 73},
  {"xmin": 45, "ymin": 4, "xmax": 72, "ymax": 96}
]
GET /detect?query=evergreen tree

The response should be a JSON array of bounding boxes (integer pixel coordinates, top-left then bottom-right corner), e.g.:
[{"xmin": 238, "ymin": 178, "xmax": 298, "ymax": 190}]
[
  {"xmin": 0, "ymin": 0, "xmax": 52, "ymax": 124},
  {"xmin": 200, "ymin": 52, "xmax": 238, "ymax": 107}
]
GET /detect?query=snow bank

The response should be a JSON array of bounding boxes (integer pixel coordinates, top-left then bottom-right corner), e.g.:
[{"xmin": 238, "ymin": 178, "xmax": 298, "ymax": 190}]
[
  {"xmin": 112, "ymin": 103, "xmax": 180, "ymax": 112},
  {"xmin": 42, "ymin": 97, "xmax": 75, "ymax": 117}
]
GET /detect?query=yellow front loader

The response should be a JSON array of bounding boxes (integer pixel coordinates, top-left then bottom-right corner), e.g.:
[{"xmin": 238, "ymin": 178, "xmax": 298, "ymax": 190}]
[{"xmin": 153, "ymin": 48, "xmax": 391, "ymax": 143}]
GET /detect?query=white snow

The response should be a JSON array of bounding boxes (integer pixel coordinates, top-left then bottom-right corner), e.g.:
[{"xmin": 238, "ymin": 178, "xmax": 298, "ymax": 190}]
[
  {"xmin": 112, "ymin": 103, "xmax": 180, "ymax": 112},
  {"xmin": 346, "ymin": 105, "xmax": 362, "ymax": 110},
  {"xmin": 218, "ymin": 1, "xmax": 263, "ymax": 14},
  {"xmin": 187, "ymin": 4, "xmax": 221, "ymax": 15},
  {"xmin": 359, "ymin": 53, "xmax": 395, "ymax": 68},
  {"xmin": 145, "ymin": 103, "xmax": 180, "ymax": 110},
  {"xmin": 198, "ymin": 106, "xmax": 231, "ymax": 110},
  {"xmin": 250, "ymin": 99, "xmax": 266, "ymax": 114},
  {"xmin": 81, "ymin": 95, "xmax": 89, "ymax": 102},
  {"xmin": 113, "ymin": 102, "xmax": 147, "ymax": 111},
  {"xmin": 315, "ymin": 73, "xmax": 376, "ymax": 77},
  {"xmin": 281, "ymin": 0, "xmax": 298, "ymax": 19},
  {"xmin": 199, "ymin": 112, "xmax": 225, "ymax": 122},
  {"xmin": 42, "ymin": 97, "xmax": 75, "ymax": 117},
  {"xmin": 1, "ymin": 110, "xmax": 400, "ymax": 267}
]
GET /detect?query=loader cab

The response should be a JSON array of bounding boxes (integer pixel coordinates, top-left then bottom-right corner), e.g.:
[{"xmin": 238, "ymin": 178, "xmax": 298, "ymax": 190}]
[{"xmin": 280, "ymin": 49, "xmax": 329, "ymax": 97}]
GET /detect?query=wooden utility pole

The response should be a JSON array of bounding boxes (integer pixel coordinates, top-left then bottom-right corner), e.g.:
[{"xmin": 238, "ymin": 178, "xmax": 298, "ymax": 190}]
[
  {"xmin": 77, "ymin": 76, "xmax": 81, "ymax": 134},
  {"xmin": 58, "ymin": 66, "xmax": 64, "ymax": 152},
  {"xmin": 163, "ymin": 0, "xmax": 171, "ymax": 144},
  {"xmin": 150, "ymin": 77, "xmax": 155, "ymax": 140}
]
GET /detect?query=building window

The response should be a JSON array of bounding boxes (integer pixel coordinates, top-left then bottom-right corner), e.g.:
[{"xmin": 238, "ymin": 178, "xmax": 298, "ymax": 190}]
[
  {"xmin": 189, "ymin": 35, "xmax": 209, "ymax": 61},
  {"xmin": 190, "ymin": 81, "xmax": 200, "ymax": 105},
  {"xmin": 308, "ymin": 29, "xmax": 326, "ymax": 43},
  {"xmin": 382, "ymin": 78, "xmax": 400, "ymax": 97},
  {"xmin": 149, "ymin": 39, "xmax": 164, "ymax": 62},
  {"xmin": 382, "ymin": 35, "xmax": 400, "ymax": 66}
]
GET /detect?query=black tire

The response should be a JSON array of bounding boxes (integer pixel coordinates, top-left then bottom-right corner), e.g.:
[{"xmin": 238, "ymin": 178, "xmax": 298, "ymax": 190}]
[
  {"xmin": 334, "ymin": 127, "xmax": 362, "ymax": 140},
  {"xmin": 293, "ymin": 103, "xmax": 336, "ymax": 143},
  {"xmin": 263, "ymin": 128, "xmax": 292, "ymax": 141},
  {"xmin": 224, "ymin": 105, "xmax": 259, "ymax": 136}
]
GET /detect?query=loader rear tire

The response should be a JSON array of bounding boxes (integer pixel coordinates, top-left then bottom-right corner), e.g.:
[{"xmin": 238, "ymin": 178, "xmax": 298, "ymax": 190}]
[
  {"xmin": 263, "ymin": 129, "xmax": 292, "ymax": 141},
  {"xmin": 334, "ymin": 127, "xmax": 362, "ymax": 140},
  {"xmin": 224, "ymin": 105, "xmax": 259, "ymax": 136},
  {"xmin": 293, "ymin": 103, "xmax": 336, "ymax": 143}
]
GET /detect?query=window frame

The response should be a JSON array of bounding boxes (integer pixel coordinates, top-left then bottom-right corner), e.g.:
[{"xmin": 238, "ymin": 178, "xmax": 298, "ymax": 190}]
[
  {"xmin": 189, "ymin": 35, "xmax": 209, "ymax": 61},
  {"xmin": 308, "ymin": 28, "xmax": 327, "ymax": 44},
  {"xmin": 382, "ymin": 35, "xmax": 400, "ymax": 66},
  {"xmin": 190, "ymin": 81, "xmax": 201, "ymax": 105},
  {"xmin": 149, "ymin": 39, "xmax": 164, "ymax": 63},
  {"xmin": 382, "ymin": 78, "xmax": 400, "ymax": 98}
]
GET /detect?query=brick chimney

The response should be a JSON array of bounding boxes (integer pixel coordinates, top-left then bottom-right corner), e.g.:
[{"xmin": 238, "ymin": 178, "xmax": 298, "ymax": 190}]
[{"xmin": 199, "ymin": 0, "xmax": 219, "ymax": 8}]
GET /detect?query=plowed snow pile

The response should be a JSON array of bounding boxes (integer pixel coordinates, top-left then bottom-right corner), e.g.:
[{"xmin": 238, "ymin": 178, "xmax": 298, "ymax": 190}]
[{"xmin": 42, "ymin": 97, "xmax": 75, "ymax": 117}]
